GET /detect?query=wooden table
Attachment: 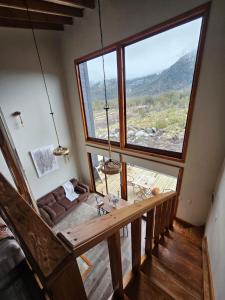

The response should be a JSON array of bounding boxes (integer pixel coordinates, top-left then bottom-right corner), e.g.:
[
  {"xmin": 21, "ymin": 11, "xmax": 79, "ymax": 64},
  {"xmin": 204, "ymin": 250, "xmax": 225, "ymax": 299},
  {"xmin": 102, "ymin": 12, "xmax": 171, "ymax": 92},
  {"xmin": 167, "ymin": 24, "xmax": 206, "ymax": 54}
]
[
  {"xmin": 132, "ymin": 174, "xmax": 155, "ymax": 199},
  {"xmin": 133, "ymin": 174, "xmax": 155, "ymax": 189},
  {"xmin": 102, "ymin": 195, "xmax": 131, "ymax": 213}
]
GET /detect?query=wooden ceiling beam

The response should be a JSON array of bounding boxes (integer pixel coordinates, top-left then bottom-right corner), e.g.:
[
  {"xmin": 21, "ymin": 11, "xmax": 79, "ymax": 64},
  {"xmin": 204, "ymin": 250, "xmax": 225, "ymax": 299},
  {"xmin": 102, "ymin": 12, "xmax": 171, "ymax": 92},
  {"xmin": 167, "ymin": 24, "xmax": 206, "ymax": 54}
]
[
  {"xmin": 43, "ymin": 0, "xmax": 95, "ymax": 9},
  {"xmin": 0, "ymin": 17, "xmax": 64, "ymax": 30},
  {"xmin": 0, "ymin": 6, "xmax": 73, "ymax": 24},
  {"xmin": 0, "ymin": 0, "xmax": 83, "ymax": 17}
]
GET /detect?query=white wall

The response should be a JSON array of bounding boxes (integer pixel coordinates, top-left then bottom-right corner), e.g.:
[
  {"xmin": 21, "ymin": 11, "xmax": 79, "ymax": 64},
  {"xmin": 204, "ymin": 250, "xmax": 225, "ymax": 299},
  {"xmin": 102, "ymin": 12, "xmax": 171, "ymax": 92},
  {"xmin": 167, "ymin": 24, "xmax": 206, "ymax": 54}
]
[
  {"xmin": 0, "ymin": 150, "xmax": 16, "ymax": 189},
  {"xmin": 205, "ymin": 159, "xmax": 225, "ymax": 300},
  {"xmin": 61, "ymin": 0, "xmax": 225, "ymax": 225},
  {"xmin": 0, "ymin": 28, "xmax": 79, "ymax": 199}
]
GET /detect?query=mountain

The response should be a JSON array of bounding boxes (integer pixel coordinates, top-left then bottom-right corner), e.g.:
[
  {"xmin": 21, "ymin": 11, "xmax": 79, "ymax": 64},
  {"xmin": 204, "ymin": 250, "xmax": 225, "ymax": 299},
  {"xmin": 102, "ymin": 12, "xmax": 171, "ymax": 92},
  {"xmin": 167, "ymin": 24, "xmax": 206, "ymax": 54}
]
[{"xmin": 89, "ymin": 51, "xmax": 196, "ymax": 100}]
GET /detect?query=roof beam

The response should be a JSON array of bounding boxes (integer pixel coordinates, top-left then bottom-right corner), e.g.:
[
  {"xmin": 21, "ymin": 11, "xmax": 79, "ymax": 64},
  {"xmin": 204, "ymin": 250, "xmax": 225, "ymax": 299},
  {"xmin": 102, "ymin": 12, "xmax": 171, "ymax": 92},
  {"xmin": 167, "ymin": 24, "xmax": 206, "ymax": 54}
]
[
  {"xmin": 0, "ymin": 6, "xmax": 73, "ymax": 24},
  {"xmin": 0, "ymin": 17, "xmax": 64, "ymax": 30},
  {"xmin": 0, "ymin": 0, "xmax": 83, "ymax": 17},
  {"xmin": 43, "ymin": 0, "xmax": 95, "ymax": 9}
]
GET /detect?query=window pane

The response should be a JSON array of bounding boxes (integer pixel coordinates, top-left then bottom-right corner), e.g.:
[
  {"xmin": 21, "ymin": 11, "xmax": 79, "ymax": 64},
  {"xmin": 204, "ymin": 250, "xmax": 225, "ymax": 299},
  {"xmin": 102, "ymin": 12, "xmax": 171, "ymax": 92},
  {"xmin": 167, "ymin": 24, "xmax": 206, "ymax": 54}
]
[
  {"xmin": 79, "ymin": 51, "xmax": 119, "ymax": 142},
  {"xmin": 125, "ymin": 18, "xmax": 202, "ymax": 153},
  {"xmin": 91, "ymin": 154, "xmax": 121, "ymax": 197},
  {"xmin": 91, "ymin": 154, "xmax": 107, "ymax": 194},
  {"xmin": 126, "ymin": 164, "xmax": 177, "ymax": 202}
]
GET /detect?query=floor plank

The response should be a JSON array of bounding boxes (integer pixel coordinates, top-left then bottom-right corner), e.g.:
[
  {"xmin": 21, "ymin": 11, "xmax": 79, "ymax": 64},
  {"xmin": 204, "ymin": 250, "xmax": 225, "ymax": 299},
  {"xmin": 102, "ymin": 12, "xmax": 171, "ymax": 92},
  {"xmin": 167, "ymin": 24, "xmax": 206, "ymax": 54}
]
[
  {"xmin": 161, "ymin": 231, "xmax": 202, "ymax": 268},
  {"xmin": 141, "ymin": 256, "xmax": 201, "ymax": 300},
  {"xmin": 152, "ymin": 242, "xmax": 203, "ymax": 294},
  {"xmin": 125, "ymin": 271, "xmax": 173, "ymax": 300}
]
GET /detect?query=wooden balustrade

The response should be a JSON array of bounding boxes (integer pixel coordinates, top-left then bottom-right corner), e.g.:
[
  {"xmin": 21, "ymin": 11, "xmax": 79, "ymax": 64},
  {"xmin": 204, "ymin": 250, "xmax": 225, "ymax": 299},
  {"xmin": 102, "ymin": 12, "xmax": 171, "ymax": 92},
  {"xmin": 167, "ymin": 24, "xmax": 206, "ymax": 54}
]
[
  {"xmin": 58, "ymin": 191, "xmax": 177, "ymax": 298},
  {"xmin": 0, "ymin": 173, "xmax": 177, "ymax": 300}
]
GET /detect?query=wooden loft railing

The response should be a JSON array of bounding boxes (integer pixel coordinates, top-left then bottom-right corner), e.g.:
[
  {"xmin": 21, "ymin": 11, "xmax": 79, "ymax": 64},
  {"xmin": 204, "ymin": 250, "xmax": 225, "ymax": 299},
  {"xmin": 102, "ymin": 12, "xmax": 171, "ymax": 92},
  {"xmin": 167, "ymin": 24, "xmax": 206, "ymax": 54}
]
[
  {"xmin": 58, "ymin": 190, "xmax": 177, "ymax": 298},
  {"xmin": 0, "ymin": 173, "xmax": 177, "ymax": 300}
]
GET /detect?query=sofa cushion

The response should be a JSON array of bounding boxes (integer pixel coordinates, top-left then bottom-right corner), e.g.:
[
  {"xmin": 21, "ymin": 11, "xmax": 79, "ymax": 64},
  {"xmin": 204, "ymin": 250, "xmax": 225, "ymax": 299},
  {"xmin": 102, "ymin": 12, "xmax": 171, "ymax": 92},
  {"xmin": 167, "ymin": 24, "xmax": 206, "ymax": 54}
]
[
  {"xmin": 37, "ymin": 194, "xmax": 56, "ymax": 208},
  {"xmin": 43, "ymin": 205, "xmax": 57, "ymax": 219},
  {"xmin": 39, "ymin": 208, "xmax": 54, "ymax": 227},
  {"xmin": 49, "ymin": 202, "xmax": 66, "ymax": 217},
  {"xmin": 57, "ymin": 198, "xmax": 78, "ymax": 210},
  {"xmin": 53, "ymin": 187, "xmax": 66, "ymax": 202}
]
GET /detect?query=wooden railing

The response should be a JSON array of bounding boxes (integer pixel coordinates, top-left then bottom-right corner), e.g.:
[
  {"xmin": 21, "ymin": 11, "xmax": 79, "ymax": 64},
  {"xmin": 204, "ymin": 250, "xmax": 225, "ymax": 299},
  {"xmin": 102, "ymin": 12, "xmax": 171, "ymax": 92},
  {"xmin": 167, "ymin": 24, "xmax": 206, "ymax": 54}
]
[{"xmin": 0, "ymin": 173, "xmax": 177, "ymax": 300}]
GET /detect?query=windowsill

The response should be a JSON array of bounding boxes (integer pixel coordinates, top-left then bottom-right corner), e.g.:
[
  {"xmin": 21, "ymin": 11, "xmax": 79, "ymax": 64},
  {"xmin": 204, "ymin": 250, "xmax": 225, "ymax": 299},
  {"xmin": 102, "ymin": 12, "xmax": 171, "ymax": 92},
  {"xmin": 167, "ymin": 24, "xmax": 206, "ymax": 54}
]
[{"xmin": 85, "ymin": 139, "xmax": 185, "ymax": 166}]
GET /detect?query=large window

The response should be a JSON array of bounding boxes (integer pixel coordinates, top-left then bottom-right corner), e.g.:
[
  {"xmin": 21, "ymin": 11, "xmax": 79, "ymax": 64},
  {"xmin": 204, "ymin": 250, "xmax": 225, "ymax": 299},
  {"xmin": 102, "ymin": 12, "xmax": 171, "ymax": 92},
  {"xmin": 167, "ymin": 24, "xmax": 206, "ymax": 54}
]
[
  {"xmin": 78, "ymin": 51, "xmax": 120, "ymax": 143},
  {"xmin": 125, "ymin": 19, "xmax": 202, "ymax": 154},
  {"xmin": 77, "ymin": 5, "xmax": 209, "ymax": 160}
]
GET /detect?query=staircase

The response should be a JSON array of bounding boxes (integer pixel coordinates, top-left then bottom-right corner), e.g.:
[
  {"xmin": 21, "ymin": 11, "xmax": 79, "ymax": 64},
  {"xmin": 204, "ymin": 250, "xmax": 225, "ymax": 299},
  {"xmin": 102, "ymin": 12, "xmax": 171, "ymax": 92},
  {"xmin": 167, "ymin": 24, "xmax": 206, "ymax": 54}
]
[{"xmin": 124, "ymin": 228, "xmax": 203, "ymax": 300}]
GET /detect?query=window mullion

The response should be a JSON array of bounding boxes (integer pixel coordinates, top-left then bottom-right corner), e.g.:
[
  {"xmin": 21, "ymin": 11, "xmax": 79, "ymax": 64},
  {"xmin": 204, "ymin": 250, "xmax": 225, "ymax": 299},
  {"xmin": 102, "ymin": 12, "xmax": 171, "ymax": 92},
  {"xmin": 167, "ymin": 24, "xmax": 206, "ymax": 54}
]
[{"xmin": 117, "ymin": 45, "xmax": 126, "ymax": 150}]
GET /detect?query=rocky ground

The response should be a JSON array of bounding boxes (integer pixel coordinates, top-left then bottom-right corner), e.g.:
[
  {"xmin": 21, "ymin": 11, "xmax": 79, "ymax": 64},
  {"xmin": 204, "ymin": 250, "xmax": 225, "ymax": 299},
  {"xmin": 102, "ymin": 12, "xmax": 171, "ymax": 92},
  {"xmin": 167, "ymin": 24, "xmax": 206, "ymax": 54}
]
[{"xmin": 97, "ymin": 125, "xmax": 183, "ymax": 153}]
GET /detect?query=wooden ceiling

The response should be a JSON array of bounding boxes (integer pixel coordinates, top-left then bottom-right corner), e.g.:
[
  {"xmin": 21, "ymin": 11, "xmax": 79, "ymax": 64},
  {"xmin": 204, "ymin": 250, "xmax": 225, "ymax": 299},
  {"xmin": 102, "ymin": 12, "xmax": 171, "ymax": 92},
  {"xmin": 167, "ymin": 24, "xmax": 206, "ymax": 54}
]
[{"xmin": 0, "ymin": 0, "xmax": 95, "ymax": 30}]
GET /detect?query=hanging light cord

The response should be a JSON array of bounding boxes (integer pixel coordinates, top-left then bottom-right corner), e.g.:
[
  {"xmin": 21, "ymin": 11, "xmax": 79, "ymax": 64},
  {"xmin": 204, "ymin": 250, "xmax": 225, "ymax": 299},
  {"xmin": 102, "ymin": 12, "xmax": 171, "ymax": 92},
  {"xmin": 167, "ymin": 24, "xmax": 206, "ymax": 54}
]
[
  {"xmin": 97, "ymin": 0, "xmax": 112, "ymax": 160},
  {"xmin": 24, "ymin": 0, "xmax": 60, "ymax": 147}
]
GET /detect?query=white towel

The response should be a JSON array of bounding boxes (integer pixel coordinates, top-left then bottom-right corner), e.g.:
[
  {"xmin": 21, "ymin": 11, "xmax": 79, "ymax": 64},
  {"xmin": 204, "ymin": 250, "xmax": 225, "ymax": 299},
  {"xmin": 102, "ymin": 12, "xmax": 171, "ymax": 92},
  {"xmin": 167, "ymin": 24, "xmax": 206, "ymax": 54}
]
[{"xmin": 62, "ymin": 181, "xmax": 79, "ymax": 202}]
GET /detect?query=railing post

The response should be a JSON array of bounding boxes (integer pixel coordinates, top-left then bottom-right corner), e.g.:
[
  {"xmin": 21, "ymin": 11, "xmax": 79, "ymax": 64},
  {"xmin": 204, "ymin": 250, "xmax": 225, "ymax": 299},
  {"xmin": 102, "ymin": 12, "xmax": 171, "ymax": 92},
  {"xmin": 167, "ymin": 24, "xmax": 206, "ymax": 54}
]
[
  {"xmin": 160, "ymin": 201, "xmax": 168, "ymax": 238},
  {"xmin": 131, "ymin": 217, "xmax": 142, "ymax": 273},
  {"xmin": 154, "ymin": 204, "xmax": 163, "ymax": 245},
  {"xmin": 145, "ymin": 209, "xmax": 155, "ymax": 256},
  {"xmin": 108, "ymin": 231, "xmax": 124, "ymax": 299},
  {"xmin": 47, "ymin": 257, "xmax": 87, "ymax": 300},
  {"xmin": 169, "ymin": 196, "xmax": 177, "ymax": 229},
  {"xmin": 165, "ymin": 198, "xmax": 172, "ymax": 231}
]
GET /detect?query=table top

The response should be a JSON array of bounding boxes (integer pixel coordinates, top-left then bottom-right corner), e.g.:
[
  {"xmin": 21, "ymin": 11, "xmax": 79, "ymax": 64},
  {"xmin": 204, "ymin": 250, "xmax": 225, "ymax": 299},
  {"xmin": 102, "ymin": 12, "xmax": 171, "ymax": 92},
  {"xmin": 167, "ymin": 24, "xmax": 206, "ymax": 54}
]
[
  {"xmin": 102, "ymin": 196, "xmax": 131, "ymax": 213},
  {"xmin": 133, "ymin": 174, "xmax": 155, "ymax": 189}
]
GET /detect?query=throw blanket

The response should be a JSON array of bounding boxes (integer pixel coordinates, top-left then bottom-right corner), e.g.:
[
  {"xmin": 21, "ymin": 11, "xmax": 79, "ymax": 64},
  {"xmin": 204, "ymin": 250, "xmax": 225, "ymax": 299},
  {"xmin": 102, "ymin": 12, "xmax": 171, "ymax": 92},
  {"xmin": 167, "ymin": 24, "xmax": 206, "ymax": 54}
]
[{"xmin": 62, "ymin": 181, "xmax": 79, "ymax": 201}]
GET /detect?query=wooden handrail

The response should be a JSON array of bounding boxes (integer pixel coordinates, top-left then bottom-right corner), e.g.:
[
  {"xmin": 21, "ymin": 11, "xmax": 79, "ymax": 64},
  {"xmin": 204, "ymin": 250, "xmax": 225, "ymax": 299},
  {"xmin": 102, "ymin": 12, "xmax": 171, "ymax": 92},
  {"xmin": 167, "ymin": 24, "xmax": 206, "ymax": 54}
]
[{"xmin": 58, "ymin": 191, "xmax": 176, "ymax": 257}]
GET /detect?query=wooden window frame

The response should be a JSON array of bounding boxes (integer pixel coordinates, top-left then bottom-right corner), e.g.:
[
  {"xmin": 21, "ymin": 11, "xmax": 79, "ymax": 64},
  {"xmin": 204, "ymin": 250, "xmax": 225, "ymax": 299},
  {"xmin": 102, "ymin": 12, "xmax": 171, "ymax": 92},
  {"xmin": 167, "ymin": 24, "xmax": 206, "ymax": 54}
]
[
  {"xmin": 75, "ymin": 47, "xmax": 120, "ymax": 148},
  {"xmin": 76, "ymin": 3, "xmax": 210, "ymax": 162}
]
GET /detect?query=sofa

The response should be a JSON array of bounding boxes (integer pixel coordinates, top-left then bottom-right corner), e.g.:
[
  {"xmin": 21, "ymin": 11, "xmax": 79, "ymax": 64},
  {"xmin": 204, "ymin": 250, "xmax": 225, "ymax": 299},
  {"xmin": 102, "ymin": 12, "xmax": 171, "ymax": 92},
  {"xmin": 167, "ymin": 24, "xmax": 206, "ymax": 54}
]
[{"xmin": 37, "ymin": 179, "xmax": 89, "ymax": 227}]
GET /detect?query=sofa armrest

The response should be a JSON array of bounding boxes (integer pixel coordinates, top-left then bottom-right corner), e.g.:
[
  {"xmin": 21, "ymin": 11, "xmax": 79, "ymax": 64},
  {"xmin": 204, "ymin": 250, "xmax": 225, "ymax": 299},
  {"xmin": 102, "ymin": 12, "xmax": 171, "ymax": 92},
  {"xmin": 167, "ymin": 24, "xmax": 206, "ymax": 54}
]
[
  {"xmin": 43, "ymin": 205, "xmax": 57, "ymax": 221},
  {"xmin": 77, "ymin": 183, "xmax": 89, "ymax": 193},
  {"xmin": 75, "ymin": 185, "xmax": 87, "ymax": 194},
  {"xmin": 39, "ymin": 208, "xmax": 54, "ymax": 227}
]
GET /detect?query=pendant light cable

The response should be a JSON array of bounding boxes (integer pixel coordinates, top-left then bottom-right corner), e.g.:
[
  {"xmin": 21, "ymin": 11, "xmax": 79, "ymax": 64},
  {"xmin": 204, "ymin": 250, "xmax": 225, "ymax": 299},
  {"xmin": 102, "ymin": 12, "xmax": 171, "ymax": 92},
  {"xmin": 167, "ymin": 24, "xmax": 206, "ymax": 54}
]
[
  {"xmin": 24, "ymin": 0, "xmax": 60, "ymax": 147},
  {"xmin": 97, "ymin": 0, "xmax": 112, "ymax": 160}
]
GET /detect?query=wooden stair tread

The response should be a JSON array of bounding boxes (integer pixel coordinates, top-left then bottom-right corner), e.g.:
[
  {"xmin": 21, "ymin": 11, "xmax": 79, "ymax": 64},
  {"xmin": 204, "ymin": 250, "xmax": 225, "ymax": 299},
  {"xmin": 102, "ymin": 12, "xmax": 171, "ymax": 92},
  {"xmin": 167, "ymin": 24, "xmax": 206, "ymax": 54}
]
[
  {"xmin": 152, "ymin": 244, "xmax": 203, "ymax": 294},
  {"xmin": 124, "ymin": 271, "xmax": 173, "ymax": 300},
  {"xmin": 168, "ymin": 230, "xmax": 202, "ymax": 250},
  {"xmin": 173, "ymin": 221, "xmax": 203, "ymax": 249},
  {"xmin": 141, "ymin": 256, "xmax": 201, "ymax": 300},
  {"xmin": 161, "ymin": 232, "xmax": 202, "ymax": 268}
]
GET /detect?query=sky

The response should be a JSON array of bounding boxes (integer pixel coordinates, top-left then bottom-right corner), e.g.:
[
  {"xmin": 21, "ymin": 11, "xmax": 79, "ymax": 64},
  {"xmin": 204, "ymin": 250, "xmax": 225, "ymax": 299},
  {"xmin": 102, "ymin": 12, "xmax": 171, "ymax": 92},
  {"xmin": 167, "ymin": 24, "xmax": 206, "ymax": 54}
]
[{"xmin": 85, "ymin": 17, "xmax": 202, "ymax": 83}]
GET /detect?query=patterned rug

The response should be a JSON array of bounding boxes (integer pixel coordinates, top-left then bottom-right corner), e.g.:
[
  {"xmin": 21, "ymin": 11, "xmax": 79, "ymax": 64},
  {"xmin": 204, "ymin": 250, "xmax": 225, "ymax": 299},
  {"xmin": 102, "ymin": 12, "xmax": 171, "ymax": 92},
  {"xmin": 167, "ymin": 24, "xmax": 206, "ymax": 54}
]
[{"xmin": 53, "ymin": 202, "xmax": 98, "ymax": 234}]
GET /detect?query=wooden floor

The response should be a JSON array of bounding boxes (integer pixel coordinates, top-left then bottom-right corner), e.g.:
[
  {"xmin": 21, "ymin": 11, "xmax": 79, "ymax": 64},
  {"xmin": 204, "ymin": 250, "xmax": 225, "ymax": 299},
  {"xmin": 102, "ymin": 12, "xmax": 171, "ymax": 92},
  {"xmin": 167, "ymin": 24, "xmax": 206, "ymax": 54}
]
[
  {"xmin": 79, "ymin": 201, "xmax": 204, "ymax": 300},
  {"xmin": 125, "ymin": 226, "xmax": 203, "ymax": 300}
]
